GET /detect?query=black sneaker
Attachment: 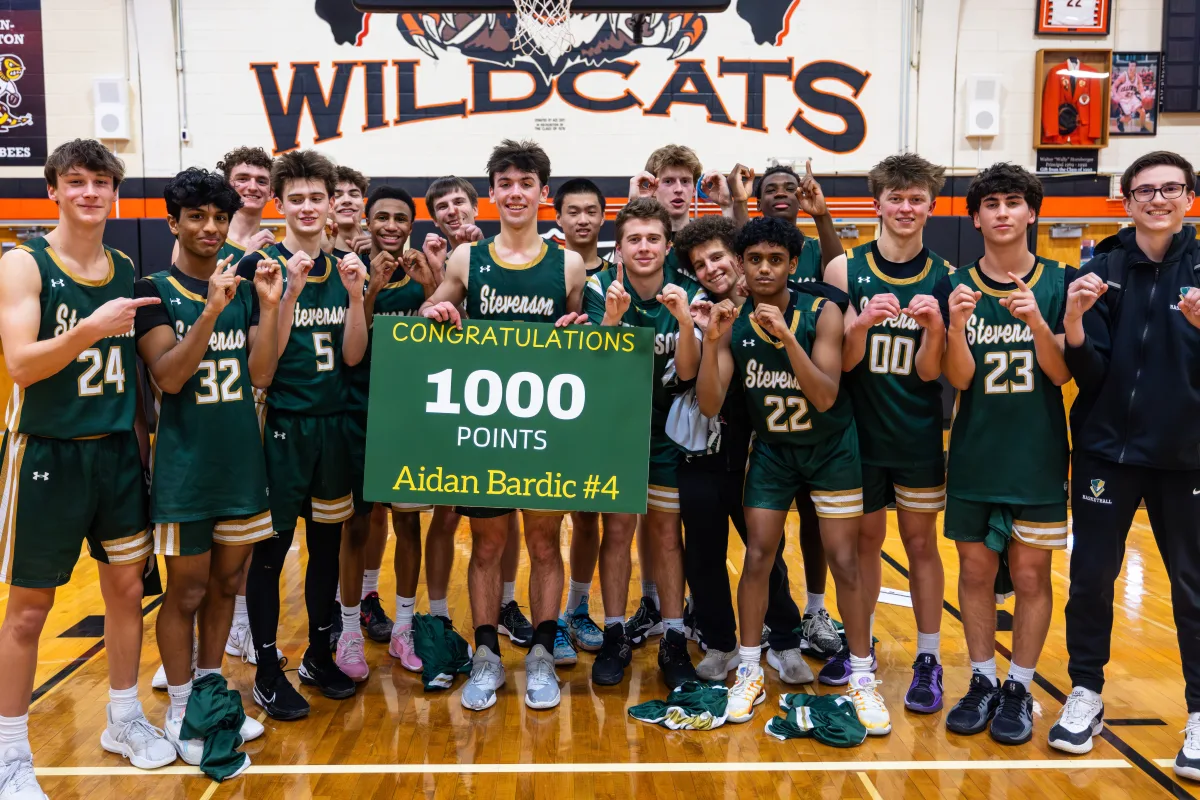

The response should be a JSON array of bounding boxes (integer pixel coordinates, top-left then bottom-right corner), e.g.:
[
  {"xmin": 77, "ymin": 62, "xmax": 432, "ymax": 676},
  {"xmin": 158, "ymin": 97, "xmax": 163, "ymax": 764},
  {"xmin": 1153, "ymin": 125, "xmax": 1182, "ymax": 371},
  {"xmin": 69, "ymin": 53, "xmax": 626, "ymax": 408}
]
[
  {"xmin": 658, "ymin": 628, "xmax": 697, "ymax": 690},
  {"xmin": 253, "ymin": 659, "xmax": 309, "ymax": 721},
  {"xmin": 298, "ymin": 649, "xmax": 357, "ymax": 699},
  {"xmin": 498, "ymin": 600, "xmax": 534, "ymax": 648},
  {"xmin": 329, "ymin": 599, "xmax": 343, "ymax": 651},
  {"xmin": 360, "ymin": 591, "xmax": 393, "ymax": 643},
  {"xmin": 591, "ymin": 623, "xmax": 633, "ymax": 686},
  {"xmin": 625, "ymin": 596, "xmax": 663, "ymax": 646},
  {"xmin": 990, "ymin": 680, "xmax": 1034, "ymax": 745},
  {"xmin": 682, "ymin": 595, "xmax": 700, "ymax": 643},
  {"xmin": 946, "ymin": 673, "xmax": 1001, "ymax": 735}
]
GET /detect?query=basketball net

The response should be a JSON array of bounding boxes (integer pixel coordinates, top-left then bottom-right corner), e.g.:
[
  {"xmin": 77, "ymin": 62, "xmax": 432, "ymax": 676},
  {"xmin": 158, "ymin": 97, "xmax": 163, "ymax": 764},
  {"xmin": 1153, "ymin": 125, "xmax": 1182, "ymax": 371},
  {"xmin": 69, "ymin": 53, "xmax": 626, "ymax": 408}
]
[{"xmin": 513, "ymin": 0, "xmax": 574, "ymax": 59}]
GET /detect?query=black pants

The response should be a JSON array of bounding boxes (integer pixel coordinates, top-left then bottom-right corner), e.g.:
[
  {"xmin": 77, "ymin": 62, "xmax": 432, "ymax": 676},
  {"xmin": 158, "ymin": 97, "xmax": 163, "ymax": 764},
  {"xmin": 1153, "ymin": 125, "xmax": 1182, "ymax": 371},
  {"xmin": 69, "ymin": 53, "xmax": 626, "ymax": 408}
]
[
  {"xmin": 679, "ymin": 461, "xmax": 803, "ymax": 653},
  {"xmin": 1064, "ymin": 451, "xmax": 1200, "ymax": 710},
  {"xmin": 246, "ymin": 517, "xmax": 343, "ymax": 673}
]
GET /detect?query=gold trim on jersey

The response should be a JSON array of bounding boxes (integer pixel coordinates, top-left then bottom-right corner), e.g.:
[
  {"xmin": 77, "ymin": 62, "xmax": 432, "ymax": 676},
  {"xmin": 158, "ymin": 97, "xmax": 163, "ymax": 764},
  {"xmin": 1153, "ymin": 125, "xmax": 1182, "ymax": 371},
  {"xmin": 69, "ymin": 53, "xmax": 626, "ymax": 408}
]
[
  {"xmin": 44, "ymin": 246, "xmax": 115, "ymax": 287},
  {"xmin": 0, "ymin": 432, "xmax": 28, "ymax": 584},
  {"xmin": 166, "ymin": 276, "xmax": 206, "ymax": 303},
  {"xmin": 384, "ymin": 273, "xmax": 412, "ymax": 290},
  {"xmin": 225, "ymin": 238, "xmax": 248, "ymax": 253},
  {"xmin": 865, "ymin": 251, "xmax": 934, "ymax": 286},
  {"xmin": 5, "ymin": 385, "xmax": 22, "ymax": 432},
  {"xmin": 749, "ymin": 305, "xmax": 803, "ymax": 348},
  {"xmin": 272, "ymin": 251, "xmax": 335, "ymax": 284},
  {"xmin": 966, "ymin": 260, "xmax": 1045, "ymax": 298},
  {"xmin": 485, "ymin": 240, "xmax": 549, "ymax": 271}
]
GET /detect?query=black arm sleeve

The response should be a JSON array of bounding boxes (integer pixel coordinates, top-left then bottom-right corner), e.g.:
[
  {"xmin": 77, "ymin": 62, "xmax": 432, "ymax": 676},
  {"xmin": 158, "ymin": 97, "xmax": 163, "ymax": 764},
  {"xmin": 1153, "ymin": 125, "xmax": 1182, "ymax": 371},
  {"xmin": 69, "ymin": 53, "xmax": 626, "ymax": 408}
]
[
  {"xmin": 933, "ymin": 275, "xmax": 953, "ymax": 328},
  {"xmin": 1053, "ymin": 266, "xmax": 1078, "ymax": 334},
  {"xmin": 1062, "ymin": 261, "xmax": 1113, "ymax": 394},
  {"xmin": 236, "ymin": 251, "xmax": 263, "ymax": 281},
  {"xmin": 133, "ymin": 279, "xmax": 171, "ymax": 341}
]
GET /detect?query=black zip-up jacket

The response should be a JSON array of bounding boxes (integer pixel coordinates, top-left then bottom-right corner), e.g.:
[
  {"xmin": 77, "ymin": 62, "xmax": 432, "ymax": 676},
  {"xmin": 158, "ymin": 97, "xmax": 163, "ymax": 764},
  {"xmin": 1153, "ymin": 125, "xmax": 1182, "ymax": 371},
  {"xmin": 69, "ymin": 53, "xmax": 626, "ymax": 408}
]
[{"xmin": 1064, "ymin": 226, "xmax": 1200, "ymax": 469}]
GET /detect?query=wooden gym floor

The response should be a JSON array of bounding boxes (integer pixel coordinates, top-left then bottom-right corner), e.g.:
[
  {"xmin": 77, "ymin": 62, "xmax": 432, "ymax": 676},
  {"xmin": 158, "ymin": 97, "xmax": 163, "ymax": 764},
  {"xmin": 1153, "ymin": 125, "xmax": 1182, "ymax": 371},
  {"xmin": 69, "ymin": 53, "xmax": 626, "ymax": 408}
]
[{"xmin": 10, "ymin": 508, "xmax": 1196, "ymax": 799}]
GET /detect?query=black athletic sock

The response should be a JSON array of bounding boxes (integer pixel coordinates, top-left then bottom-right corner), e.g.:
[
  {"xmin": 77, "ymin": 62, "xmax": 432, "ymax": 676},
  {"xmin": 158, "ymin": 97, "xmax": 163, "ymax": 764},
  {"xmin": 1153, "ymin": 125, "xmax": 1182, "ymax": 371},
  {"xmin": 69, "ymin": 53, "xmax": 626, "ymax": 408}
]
[
  {"xmin": 304, "ymin": 521, "xmax": 343, "ymax": 660},
  {"xmin": 475, "ymin": 624, "xmax": 500, "ymax": 654},
  {"xmin": 532, "ymin": 619, "xmax": 556, "ymax": 652},
  {"xmin": 246, "ymin": 529, "xmax": 295, "ymax": 679}
]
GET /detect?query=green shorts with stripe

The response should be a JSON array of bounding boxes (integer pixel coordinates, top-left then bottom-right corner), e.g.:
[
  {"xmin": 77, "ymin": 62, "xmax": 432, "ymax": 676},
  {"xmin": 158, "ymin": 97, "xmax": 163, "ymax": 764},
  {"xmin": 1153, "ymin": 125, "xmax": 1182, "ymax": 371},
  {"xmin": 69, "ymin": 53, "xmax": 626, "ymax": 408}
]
[
  {"xmin": 346, "ymin": 410, "xmax": 374, "ymax": 517},
  {"xmin": 943, "ymin": 496, "xmax": 1069, "ymax": 551},
  {"xmin": 263, "ymin": 409, "xmax": 354, "ymax": 530},
  {"xmin": 862, "ymin": 460, "xmax": 946, "ymax": 515},
  {"xmin": 647, "ymin": 431, "xmax": 684, "ymax": 513},
  {"xmin": 152, "ymin": 510, "xmax": 274, "ymax": 557},
  {"xmin": 0, "ymin": 431, "xmax": 150, "ymax": 588},
  {"xmin": 743, "ymin": 423, "xmax": 863, "ymax": 518}
]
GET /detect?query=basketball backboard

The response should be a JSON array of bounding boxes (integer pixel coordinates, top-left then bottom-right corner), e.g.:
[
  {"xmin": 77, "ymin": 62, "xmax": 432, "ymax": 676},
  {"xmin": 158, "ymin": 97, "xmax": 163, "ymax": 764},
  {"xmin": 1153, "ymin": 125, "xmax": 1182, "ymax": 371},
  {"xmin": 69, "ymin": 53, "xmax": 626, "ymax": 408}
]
[{"xmin": 353, "ymin": 1, "xmax": 731, "ymax": 11}]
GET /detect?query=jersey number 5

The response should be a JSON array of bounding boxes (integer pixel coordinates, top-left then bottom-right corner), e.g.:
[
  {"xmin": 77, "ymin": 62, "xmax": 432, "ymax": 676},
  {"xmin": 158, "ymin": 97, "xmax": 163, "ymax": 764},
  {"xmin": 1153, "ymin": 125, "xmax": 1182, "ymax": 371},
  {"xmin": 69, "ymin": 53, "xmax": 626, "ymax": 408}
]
[
  {"xmin": 313, "ymin": 333, "xmax": 335, "ymax": 372},
  {"xmin": 764, "ymin": 395, "xmax": 812, "ymax": 433},
  {"xmin": 983, "ymin": 350, "xmax": 1034, "ymax": 394},
  {"xmin": 77, "ymin": 347, "xmax": 126, "ymax": 396}
]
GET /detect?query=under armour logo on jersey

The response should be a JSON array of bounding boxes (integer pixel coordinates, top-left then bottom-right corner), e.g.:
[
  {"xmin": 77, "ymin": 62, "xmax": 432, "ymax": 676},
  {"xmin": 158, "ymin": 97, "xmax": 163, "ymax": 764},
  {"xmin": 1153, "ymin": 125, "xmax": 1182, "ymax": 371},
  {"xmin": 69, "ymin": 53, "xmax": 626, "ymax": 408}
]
[
  {"xmin": 857, "ymin": 276, "xmax": 871, "ymax": 283},
  {"xmin": 32, "ymin": 472, "xmax": 49, "ymax": 481},
  {"xmin": 480, "ymin": 265, "xmax": 491, "ymax": 273},
  {"xmin": 50, "ymin": 279, "xmax": 64, "ymax": 288},
  {"xmin": 274, "ymin": 431, "xmax": 286, "ymax": 439},
  {"xmin": 170, "ymin": 298, "xmax": 182, "ymax": 305},
  {"xmin": 742, "ymin": 339, "xmax": 755, "ymax": 347}
]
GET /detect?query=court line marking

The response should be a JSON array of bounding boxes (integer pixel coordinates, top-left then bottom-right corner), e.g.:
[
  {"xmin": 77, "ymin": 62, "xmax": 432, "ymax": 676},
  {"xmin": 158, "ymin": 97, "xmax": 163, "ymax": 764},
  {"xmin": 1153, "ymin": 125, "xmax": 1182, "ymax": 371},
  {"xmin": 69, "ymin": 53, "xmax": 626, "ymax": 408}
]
[
  {"xmin": 198, "ymin": 780, "xmax": 220, "ymax": 800},
  {"xmin": 856, "ymin": 771, "xmax": 884, "ymax": 800},
  {"xmin": 33, "ymin": 759, "xmax": 1132, "ymax": 777}
]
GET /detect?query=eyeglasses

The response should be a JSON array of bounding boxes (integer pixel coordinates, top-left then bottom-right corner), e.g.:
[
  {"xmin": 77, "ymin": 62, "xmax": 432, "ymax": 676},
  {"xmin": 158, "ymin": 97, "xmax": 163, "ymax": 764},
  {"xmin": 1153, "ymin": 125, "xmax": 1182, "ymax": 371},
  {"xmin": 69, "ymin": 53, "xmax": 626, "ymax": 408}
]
[{"xmin": 1129, "ymin": 183, "xmax": 1188, "ymax": 202}]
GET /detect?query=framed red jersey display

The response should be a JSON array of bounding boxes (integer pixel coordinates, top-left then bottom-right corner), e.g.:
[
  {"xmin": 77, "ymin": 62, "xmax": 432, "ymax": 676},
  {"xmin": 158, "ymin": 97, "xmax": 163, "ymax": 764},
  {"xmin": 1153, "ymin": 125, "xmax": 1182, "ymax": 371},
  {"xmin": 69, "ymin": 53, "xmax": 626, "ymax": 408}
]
[
  {"xmin": 1034, "ymin": 48, "xmax": 1112, "ymax": 149},
  {"xmin": 1036, "ymin": 0, "xmax": 1112, "ymax": 36}
]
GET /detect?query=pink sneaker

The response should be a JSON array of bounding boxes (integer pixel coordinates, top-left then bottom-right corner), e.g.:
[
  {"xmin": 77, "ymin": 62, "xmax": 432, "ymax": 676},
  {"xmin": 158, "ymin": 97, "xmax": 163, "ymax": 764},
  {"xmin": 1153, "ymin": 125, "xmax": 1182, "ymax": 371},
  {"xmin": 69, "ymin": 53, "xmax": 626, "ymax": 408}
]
[
  {"xmin": 335, "ymin": 631, "xmax": 370, "ymax": 682},
  {"xmin": 389, "ymin": 624, "xmax": 423, "ymax": 673}
]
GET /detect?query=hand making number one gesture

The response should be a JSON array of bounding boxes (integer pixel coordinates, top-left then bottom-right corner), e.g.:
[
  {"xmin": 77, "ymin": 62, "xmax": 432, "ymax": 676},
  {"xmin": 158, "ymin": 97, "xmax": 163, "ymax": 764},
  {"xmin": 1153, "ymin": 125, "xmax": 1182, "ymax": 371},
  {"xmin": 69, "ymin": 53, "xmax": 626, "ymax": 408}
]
[{"xmin": 603, "ymin": 261, "xmax": 632, "ymax": 326}]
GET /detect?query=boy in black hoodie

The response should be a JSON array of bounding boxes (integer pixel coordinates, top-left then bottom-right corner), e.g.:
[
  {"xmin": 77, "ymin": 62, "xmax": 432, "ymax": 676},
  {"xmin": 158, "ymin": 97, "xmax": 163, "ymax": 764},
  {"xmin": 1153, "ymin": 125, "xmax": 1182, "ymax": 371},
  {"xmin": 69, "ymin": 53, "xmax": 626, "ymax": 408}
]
[{"xmin": 1051, "ymin": 151, "xmax": 1200, "ymax": 780}]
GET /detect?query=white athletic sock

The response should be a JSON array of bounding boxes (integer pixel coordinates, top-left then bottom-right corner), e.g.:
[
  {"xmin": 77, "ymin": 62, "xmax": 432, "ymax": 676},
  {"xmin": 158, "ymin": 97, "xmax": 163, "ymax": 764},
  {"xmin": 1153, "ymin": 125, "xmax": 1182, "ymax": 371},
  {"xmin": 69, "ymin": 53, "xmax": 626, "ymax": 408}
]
[
  {"xmin": 195, "ymin": 667, "xmax": 221, "ymax": 679},
  {"xmin": 916, "ymin": 631, "xmax": 941, "ymax": 662},
  {"xmin": 167, "ymin": 681, "xmax": 192, "ymax": 720},
  {"xmin": 604, "ymin": 616, "xmax": 624, "ymax": 628},
  {"xmin": 642, "ymin": 581, "xmax": 659, "ymax": 604},
  {"xmin": 971, "ymin": 657, "xmax": 998, "ymax": 687},
  {"xmin": 663, "ymin": 617, "xmax": 684, "ymax": 635},
  {"xmin": 430, "ymin": 597, "xmax": 449, "ymax": 619},
  {"xmin": 849, "ymin": 654, "xmax": 874, "ymax": 678},
  {"xmin": 108, "ymin": 685, "xmax": 141, "ymax": 722},
  {"xmin": 805, "ymin": 592, "xmax": 825, "ymax": 615},
  {"xmin": 361, "ymin": 569, "xmax": 380, "ymax": 598},
  {"xmin": 501, "ymin": 582, "xmax": 516, "ymax": 606},
  {"xmin": 233, "ymin": 595, "xmax": 249, "ymax": 626},
  {"xmin": 341, "ymin": 604, "xmax": 361, "ymax": 633},
  {"xmin": 0, "ymin": 713, "xmax": 30, "ymax": 756},
  {"xmin": 566, "ymin": 579, "xmax": 591, "ymax": 612},
  {"xmin": 738, "ymin": 644, "xmax": 761, "ymax": 668},
  {"xmin": 1007, "ymin": 662, "xmax": 1036, "ymax": 689},
  {"xmin": 394, "ymin": 595, "xmax": 415, "ymax": 628}
]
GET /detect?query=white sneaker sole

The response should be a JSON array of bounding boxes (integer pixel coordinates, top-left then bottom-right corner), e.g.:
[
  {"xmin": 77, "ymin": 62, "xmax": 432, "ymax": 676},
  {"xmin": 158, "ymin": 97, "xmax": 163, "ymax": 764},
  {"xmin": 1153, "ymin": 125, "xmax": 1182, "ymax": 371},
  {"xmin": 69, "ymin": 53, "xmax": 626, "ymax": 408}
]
[
  {"xmin": 525, "ymin": 690, "xmax": 561, "ymax": 710},
  {"xmin": 100, "ymin": 730, "xmax": 177, "ymax": 770},
  {"xmin": 865, "ymin": 723, "xmax": 892, "ymax": 736},
  {"xmin": 461, "ymin": 674, "xmax": 506, "ymax": 711},
  {"xmin": 726, "ymin": 688, "xmax": 767, "ymax": 724},
  {"xmin": 1174, "ymin": 760, "xmax": 1200, "ymax": 782},
  {"xmin": 1048, "ymin": 720, "xmax": 1102, "ymax": 755},
  {"xmin": 166, "ymin": 731, "xmax": 204, "ymax": 767},
  {"xmin": 240, "ymin": 715, "xmax": 265, "ymax": 742}
]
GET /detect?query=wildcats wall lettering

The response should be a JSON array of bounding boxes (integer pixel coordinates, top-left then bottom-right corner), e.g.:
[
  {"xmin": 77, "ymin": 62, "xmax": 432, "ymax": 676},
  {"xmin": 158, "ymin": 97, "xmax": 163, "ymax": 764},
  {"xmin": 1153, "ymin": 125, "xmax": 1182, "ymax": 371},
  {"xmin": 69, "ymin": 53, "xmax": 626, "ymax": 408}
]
[{"xmin": 251, "ymin": 57, "xmax": 871, "ymax": 155}]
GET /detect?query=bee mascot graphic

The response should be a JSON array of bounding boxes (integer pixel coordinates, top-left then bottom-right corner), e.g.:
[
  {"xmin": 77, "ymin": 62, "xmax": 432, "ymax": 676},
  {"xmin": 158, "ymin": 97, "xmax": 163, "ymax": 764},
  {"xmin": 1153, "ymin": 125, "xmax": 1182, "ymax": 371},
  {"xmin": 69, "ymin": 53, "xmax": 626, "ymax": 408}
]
[{"xmin": 0, "ymin": 55, "xmax": 32, "ymax": 132}]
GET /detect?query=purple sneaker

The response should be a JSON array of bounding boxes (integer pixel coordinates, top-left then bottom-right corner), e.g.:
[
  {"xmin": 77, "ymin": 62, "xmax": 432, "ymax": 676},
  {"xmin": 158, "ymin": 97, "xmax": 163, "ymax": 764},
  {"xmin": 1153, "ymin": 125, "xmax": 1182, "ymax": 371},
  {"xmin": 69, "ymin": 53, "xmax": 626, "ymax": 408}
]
[
  {"xmin": 818, "ymin": 645, "xmax": 877, "ymax": 686},
  {"xmin": 905, "ymin": 652, "xmax": 944, "ymax": 713}
]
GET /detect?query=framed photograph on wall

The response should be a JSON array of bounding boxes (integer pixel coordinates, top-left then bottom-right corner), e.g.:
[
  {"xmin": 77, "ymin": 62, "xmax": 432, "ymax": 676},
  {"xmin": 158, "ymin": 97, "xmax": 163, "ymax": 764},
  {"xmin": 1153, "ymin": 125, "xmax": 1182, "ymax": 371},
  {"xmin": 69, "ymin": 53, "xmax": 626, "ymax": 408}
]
[
  {"xmin": 1036, "ymin": 0, "xmax": 1112, "ymax": 36},
  {"xmin": 1110, "ymin": 52, "xmax": 1160, "ymax": 136},
  {"xmin": 1034, "ymin": 49, "xmax": 1112, "ymax": 149}
]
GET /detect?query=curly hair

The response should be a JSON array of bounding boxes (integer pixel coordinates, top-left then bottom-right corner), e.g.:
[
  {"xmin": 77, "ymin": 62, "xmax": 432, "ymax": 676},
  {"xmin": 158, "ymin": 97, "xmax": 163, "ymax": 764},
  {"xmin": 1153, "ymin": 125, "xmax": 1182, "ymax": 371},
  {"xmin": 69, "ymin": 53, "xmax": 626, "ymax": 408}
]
[
  {"xmin": 44, "ymin": 139, "xmax": 125, "ymax": 189},
  {"xmin": 366, "ymin": 185, "xmax": 415, "ymax": 220},
  {"xmin": 615, "ymin": 197, "xmax": 671, "ymax": 241},
  {"xmin": 735, "ymin": 217, "xmax": 805, "ymax": 260},
  {"xmin": 164, "ymin": 167, "xmax": 243, "ymax": 219},
  {"xmin": 270, "ymin": 149, "xmax": 337, "ymax": 199},
  {"xmin": 673, "ymin": 216, "xmax": 737, "ymax": 274},
  {"xmin": 216, "ymin": 146, "xmax": 273, "ymax": 180},
  {"xmin": 966, "ymin": 162, "xmax": 1043, "ymax": 216}
]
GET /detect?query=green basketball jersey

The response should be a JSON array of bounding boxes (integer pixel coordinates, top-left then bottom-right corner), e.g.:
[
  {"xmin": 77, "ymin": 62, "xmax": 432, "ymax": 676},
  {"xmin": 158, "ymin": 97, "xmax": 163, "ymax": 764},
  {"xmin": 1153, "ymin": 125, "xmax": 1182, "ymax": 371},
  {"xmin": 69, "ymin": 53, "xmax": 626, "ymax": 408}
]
[
  {"xmin": 945, "ymin": 259, "xmax": 1069, "ymax": 505},
  {"xmin": 139, "ymin": 268, "xmax": 268, "ymax": 522},
  {"xmin": 5, "ymin": 237, "xmax": 138, "ymax": 439},
  {"xmin": 731, "ymin": 288, "xmax": 853, "ymax": 446},
  {"xmin": 465, "ymin": 237, "xmax": 568, "ymax": 323},
  {"xmin": 793, "ymin": 236, "xmax": 823, "ymax": 283},
  {"xmin": 584, "ymin": 260, "xmax": 705, "ymax": 429},
  {"xmin": 845, "ymin": 243, "xmax": 953, "ymax": 466},
  {"xmin": 346, "ymin": 263, "xmax": 428, "ymax": 414},
  {"xmin": 587, "ymin": 257, "xmax": 614, "ymax": 278},
  {"xmin": 255, "ymin": 244, "xmax": 349, "ymax": 416},
  {"xmin": 218, "ymin": 239, "xmax": 247, "ymax": 263}
]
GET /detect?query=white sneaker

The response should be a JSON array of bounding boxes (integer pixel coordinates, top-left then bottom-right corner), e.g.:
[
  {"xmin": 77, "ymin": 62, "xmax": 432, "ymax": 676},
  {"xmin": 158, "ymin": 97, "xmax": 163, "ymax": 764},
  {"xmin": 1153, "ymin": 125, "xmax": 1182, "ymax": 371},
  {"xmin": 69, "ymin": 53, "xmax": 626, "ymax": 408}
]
[
  {"xmin": 726, "ymin": 663, "xmax": 766, "ymax": 724},
  {"xmin": 461, "ymin": 646, "xmax": 505, "ymax": 711},
  {"xmin": 240, "ymin": 714, "xmax": 264, "ymax": 742},
  {"xmin": 153, "ymin": 638, "xmax": 199, "ymax": 691},
  {"xmin": 0, "ymin": 748, "xmax": 47, "ymax": 800},
  {"xmin": 767, "ymin": 647, "xmax": 815, "ymax": 685},
  {"xmin": 163, "ymin": 714, "xmax": 204, "ymax": 766},
  {"xmin": 100, "ymin": 702, "xmax": 177, "ymax": 769},
  {"xmin": 847, "ymin": 673, "xmax": 891, "ymax": 736},
  {"xmin": 225, "ymin": 621, "xmax": 282, "ymax": 665},
  {"xmin": 524, "ymin": 645, "xmax": 561, "ymax": 710},
  {"xmin": 1175, "ymin": 712, "xmax": 1200, "ymax": 782},
  {"xmin": 1048, "ymin": 686, "xmax": 1104, "ymax": 755},
  {"xmin": 695, "ymin": 649, "xmax": 741, "ymax": 681}
]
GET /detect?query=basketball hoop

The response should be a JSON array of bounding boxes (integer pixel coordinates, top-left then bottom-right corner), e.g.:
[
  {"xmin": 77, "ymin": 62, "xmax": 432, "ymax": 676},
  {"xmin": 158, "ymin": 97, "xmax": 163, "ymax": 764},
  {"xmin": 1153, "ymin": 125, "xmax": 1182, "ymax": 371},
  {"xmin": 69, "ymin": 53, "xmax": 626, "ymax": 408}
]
[{"xmin": 513, "ymin": 0, "xmax": 575, "ymax": 57}]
